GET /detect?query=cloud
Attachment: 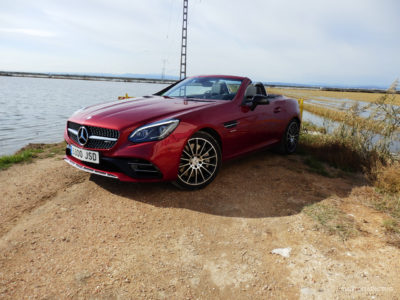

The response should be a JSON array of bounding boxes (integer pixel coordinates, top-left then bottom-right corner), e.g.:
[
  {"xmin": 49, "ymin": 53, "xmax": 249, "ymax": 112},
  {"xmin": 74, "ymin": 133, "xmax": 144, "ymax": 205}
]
[
  {"xmin": 0, "ymin": 0, "xmax": 398, "ymax": 86},
  {"xmin": 0, "ymin": 28, "xmax": 56, "ymax": 37}
]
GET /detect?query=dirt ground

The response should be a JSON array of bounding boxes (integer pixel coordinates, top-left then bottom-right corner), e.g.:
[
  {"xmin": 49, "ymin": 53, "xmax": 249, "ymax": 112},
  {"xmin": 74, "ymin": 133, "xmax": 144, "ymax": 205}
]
[{"xmin": 0, "ymin": 151, "xmax": 399, "ymax": 299}]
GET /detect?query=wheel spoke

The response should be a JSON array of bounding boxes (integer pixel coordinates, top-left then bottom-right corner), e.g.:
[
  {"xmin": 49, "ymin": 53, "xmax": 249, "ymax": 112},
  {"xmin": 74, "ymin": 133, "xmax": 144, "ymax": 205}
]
[
  {"xmin": 189, "ymin": 141, "xmax": 195, "ymax": 156},
  {"xmin": 200, "ymin": 165, "xmax": 212, "ymax": 175},
  {"xmin": 198, "ymin": 168, "xmax": 205, "ymax": 181},
  {"xmin": 188, "ymin": 168, "xmax": 194, "ymax": 182},
  {"xmin": 183, "ymin": 149, "xmax": 191, "ymax": 158},
  {"xmin": 181, "ymin": 165, "xmax": 191, "ymax": 177},
  {"xmin": 178, "ymin": 137, "xmax": 218, "ymax": 186},
  {"xmin": 198, "ymin": 140, "xmax": 207, "ymax": 156},
  {"xmin": 201, "ymin": 146, "xmax": 213, "ymax": 157},
  {"xmin": 204, "ymin": 155, "xmax": 216, "ymax": 160}
]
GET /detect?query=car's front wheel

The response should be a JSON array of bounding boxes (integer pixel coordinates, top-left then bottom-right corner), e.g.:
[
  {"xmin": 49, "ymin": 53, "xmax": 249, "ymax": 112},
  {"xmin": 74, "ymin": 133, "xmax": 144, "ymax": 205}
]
[{"xmin": 173, "ymin": 131, "xmax": 221, "ymax": 190}]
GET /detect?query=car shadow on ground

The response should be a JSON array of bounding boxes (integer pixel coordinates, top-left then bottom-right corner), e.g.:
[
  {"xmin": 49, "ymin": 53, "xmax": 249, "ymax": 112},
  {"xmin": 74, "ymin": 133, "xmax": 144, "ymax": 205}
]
[{"xmin": 90, "ymin": 150, "xmax": 362, "ymax": 219}]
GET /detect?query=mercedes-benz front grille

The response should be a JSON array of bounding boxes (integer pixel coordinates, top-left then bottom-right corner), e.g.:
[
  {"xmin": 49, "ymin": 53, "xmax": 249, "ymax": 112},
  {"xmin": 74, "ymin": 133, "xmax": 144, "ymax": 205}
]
[{"xmin": 67, "ymin": 121, "xmax": 119, "ymax": 149}]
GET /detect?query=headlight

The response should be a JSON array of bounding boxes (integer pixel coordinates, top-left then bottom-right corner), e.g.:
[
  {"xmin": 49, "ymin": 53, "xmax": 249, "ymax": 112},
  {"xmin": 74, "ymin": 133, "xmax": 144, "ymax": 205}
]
[{"xmin": 129, "ymin": 119, "xmax": 180, "ymax": 143}]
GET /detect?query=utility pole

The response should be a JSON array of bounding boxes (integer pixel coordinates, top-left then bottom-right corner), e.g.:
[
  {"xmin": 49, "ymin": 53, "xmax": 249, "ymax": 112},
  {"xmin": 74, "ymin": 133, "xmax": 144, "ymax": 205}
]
[{"xmin": 179, "ymin": 0, "xmax": 188, "ymax": 80}]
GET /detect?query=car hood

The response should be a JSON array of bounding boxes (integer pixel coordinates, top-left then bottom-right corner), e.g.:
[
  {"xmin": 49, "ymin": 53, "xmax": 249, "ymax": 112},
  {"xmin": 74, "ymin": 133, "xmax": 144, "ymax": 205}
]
[{"xmin": 69, "ymin": 96, "xmax": 219, "ymax": 130}]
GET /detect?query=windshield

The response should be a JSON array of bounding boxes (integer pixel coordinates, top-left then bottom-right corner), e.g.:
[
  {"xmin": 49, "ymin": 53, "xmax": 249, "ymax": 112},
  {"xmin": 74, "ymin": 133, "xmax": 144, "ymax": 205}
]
[{"xmin": 163, "ymin": 77, "xmax": 243, "ymax": 100}]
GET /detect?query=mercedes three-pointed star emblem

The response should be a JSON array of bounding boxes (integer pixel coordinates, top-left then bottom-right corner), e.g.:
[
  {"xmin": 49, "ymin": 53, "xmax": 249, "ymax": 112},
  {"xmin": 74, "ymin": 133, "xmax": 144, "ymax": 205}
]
[{"xmin": 77, "ymin": 126, "xmax": 89, "ymax": 146}]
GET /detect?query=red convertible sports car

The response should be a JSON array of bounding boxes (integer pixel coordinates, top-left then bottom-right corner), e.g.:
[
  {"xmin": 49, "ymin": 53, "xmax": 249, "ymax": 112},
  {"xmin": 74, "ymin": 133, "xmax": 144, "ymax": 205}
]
[{"xmin": 64, "ymin": 75, "xmax": 300, "ymax": 189}]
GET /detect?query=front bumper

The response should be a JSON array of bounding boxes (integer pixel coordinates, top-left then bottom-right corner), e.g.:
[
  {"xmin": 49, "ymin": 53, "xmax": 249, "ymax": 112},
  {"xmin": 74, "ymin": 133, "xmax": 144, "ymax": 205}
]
[
  {"xmin": 65, "ymin": 145, "xmax": 164, "ymax": 182},
  {"xmin": 64, "ymin": 130, "xmax": 187, "ymax": 182},
  {"xmin": 64, "ymin": 156, "xmax": 119, "ymax": 179}
]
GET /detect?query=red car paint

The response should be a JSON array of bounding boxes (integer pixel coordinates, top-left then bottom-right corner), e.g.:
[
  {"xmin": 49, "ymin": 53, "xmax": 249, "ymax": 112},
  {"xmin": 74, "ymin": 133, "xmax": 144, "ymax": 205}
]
[{"xmin": 64, "ymin": 75, "xmax": 300, "ymax": 182}]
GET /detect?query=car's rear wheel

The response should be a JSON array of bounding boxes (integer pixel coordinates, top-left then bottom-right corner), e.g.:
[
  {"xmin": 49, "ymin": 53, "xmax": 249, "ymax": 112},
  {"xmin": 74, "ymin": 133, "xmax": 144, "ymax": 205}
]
[
  {"xmin": 278, "ymin": 119, "xmax": 300, "ymax": 154},
  {"xmin": 173, "ymin": 131, "xmax": 221, "ymax": 190}
]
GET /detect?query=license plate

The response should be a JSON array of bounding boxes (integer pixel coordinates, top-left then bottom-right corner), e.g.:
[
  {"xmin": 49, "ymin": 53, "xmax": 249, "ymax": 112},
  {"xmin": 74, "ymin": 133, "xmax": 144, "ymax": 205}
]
[{"xmin": 71, "ymin": 145, "xmax": 99, "ymax": 164}]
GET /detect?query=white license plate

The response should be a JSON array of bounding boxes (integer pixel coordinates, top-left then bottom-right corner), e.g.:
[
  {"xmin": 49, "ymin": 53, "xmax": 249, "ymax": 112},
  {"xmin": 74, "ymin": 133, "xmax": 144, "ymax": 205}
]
[{"xmin": 71, "ymin": 145, "xmax": 99, "ymax": 164}]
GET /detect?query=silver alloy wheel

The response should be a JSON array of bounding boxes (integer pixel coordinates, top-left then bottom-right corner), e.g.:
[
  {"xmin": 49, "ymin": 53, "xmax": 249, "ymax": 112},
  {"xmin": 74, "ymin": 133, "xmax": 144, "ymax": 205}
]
[
  {"xmin": 178, "ymin": 137, "xmax": 218, "ymax": 186},
  {"xmin": 286, "ymin": 121, "xmax": 300, "ymax": 152}
]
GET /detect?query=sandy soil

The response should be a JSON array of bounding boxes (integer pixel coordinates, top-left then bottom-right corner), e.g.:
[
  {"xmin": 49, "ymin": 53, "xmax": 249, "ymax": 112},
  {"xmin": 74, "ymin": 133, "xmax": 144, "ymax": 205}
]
[{"xmin": 0, "ymin": 151, "xmax": 399, "ymax": 299}]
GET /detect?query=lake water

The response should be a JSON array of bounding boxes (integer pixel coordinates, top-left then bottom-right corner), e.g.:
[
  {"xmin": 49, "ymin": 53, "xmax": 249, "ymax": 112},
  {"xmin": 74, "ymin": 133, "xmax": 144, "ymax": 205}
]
[
  {"xmin": 0, "ymin": 76, "xmax": 168, "ymax": 155},
  {"xmin": 0, "ymin": 76, "xmax": 398, "ymax": 156}
]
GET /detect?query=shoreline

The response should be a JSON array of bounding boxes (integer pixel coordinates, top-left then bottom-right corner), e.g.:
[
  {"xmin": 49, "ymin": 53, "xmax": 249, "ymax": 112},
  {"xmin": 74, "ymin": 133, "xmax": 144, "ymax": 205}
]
[
  {"xmin": 2, "ymin": 71, "xmax": 398, "ymax": 94},
  {"xmin": 0, "ymin": 71, "xmax": 176, "ymax": 84},
  {"xmin": 0, "ymin": 139, "xmax": 66, "ymax": 157},
  {"xmin": 0, "ymin": 142, "xmax": 66, "ymax": 170}
]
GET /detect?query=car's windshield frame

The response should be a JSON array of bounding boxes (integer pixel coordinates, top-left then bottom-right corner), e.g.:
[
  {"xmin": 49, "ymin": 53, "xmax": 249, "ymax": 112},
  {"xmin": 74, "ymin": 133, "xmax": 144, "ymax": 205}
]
[{"xmin": 162, "ymin": 77, "xmax": 243, "ymax": 101}]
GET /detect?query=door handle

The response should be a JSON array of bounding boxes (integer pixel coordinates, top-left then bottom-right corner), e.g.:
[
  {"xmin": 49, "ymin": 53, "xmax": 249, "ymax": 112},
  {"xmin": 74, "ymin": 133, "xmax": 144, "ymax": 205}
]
[{"xmin": 274, "ymin": 107, "xmax": 281, "ymax": 113}]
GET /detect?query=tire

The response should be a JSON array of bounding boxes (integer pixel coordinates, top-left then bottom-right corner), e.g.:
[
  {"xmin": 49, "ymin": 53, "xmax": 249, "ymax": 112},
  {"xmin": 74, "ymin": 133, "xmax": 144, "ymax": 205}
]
[
  {"xmin": 173, "ymin": 131, "xmax": 221, "ymax": 190},
  {"xmin": 278, "ymin": 119, "xmax": 300, "ymax": 154}
]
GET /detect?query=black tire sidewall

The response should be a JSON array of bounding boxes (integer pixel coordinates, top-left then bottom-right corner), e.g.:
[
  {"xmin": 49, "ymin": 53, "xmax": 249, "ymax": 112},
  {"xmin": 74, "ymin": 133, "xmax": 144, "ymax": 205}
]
[{"xmin": 281, "ymin": 119, "xmax": 300, "ymax": 154}]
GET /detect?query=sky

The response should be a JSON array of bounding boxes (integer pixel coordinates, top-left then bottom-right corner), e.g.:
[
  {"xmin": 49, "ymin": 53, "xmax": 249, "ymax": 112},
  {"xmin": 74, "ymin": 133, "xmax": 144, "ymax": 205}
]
[{"xmin": 0, "ymin": 0, "xmax": 399, "ymax": 87}]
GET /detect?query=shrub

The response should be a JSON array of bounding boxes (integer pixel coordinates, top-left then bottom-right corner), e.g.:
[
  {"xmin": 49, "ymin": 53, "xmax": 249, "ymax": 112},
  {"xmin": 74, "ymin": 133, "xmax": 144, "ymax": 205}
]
[{"xmin": 300, "ymin": 80, "xmax": 399, "ymax": 175}]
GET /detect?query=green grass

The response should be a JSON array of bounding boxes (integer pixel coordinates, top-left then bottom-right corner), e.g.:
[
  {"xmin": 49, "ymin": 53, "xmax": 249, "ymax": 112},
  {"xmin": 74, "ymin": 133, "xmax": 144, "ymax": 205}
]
[
  {"xmin": 372, "ymin": 191, "xmax": 400, "ymax": 220},
  {"xmin": 303, "ymin": 202, "xmax": 358, "ymax": 240},
  {"xmin": 0, "ymin": 142, "xmax": 66, "ymax": 170},
  {"xmin": 382, "ymin": 219, "xmax": 400, "ymax": 233},
  {"xmin": 371, "ymin": 191, "xmax": 400, "ymax": 247},
  {"xmin": 0, "ymin": 149, "xmax": 43, "ymax": 170}
]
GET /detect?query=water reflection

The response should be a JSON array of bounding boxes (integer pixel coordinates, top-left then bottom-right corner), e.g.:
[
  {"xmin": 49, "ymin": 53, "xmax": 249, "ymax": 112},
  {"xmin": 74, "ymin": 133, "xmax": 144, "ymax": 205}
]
[{"xmin": 0, "ymin": 77, "xmax": 168, "ymax": 155}]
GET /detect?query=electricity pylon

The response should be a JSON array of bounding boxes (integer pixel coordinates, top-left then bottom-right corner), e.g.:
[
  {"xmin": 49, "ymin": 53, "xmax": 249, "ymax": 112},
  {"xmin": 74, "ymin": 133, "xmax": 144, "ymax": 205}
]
[{"xmin": 179, "ymin": 0, "xmax": 188, "ymax": 80}]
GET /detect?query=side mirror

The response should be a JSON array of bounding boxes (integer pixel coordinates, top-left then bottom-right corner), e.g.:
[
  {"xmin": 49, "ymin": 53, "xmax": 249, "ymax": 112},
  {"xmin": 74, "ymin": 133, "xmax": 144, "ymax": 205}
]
[{"xmin": 250, "ymin": 95, "xmax": 269, "ymax": 110}]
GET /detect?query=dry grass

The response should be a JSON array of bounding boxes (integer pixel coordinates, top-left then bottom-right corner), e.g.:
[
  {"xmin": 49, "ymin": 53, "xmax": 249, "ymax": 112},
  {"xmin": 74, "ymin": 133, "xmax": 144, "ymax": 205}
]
[
  {"xmin": 301, "ymin": 120, "xmax": 400, "ymax": 193},
  {"xmin": 373, "ymin": 161, "xmax": 400, "ymax": 194},
  {"xmin": 280, "ymin": 83, "xmax": 400, "ymax": 246},
  {"xmin": 268, "ymin": 87, "xmax": 400, "ymax": 105},
  {"xmin": 303, "ymin": 103, "xmax": 385, "ymax": 133},
  {"xmin": 299, "ymin": 128, "xmax": 365, "ymax": 172},
  {"xmin": 299, "ymin": 81, "xmax": 399, "ymax": 175},
  {"xmin": 382, "ymin": 219, "xmax": 399, "ymax": 233},
  {"xmin": 303, "ymin": 202, "xmax": 358, "ymax": 240},
  {"xmin": 371, "ymin": 190, "xmax": 400, "ymax": 235}
]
